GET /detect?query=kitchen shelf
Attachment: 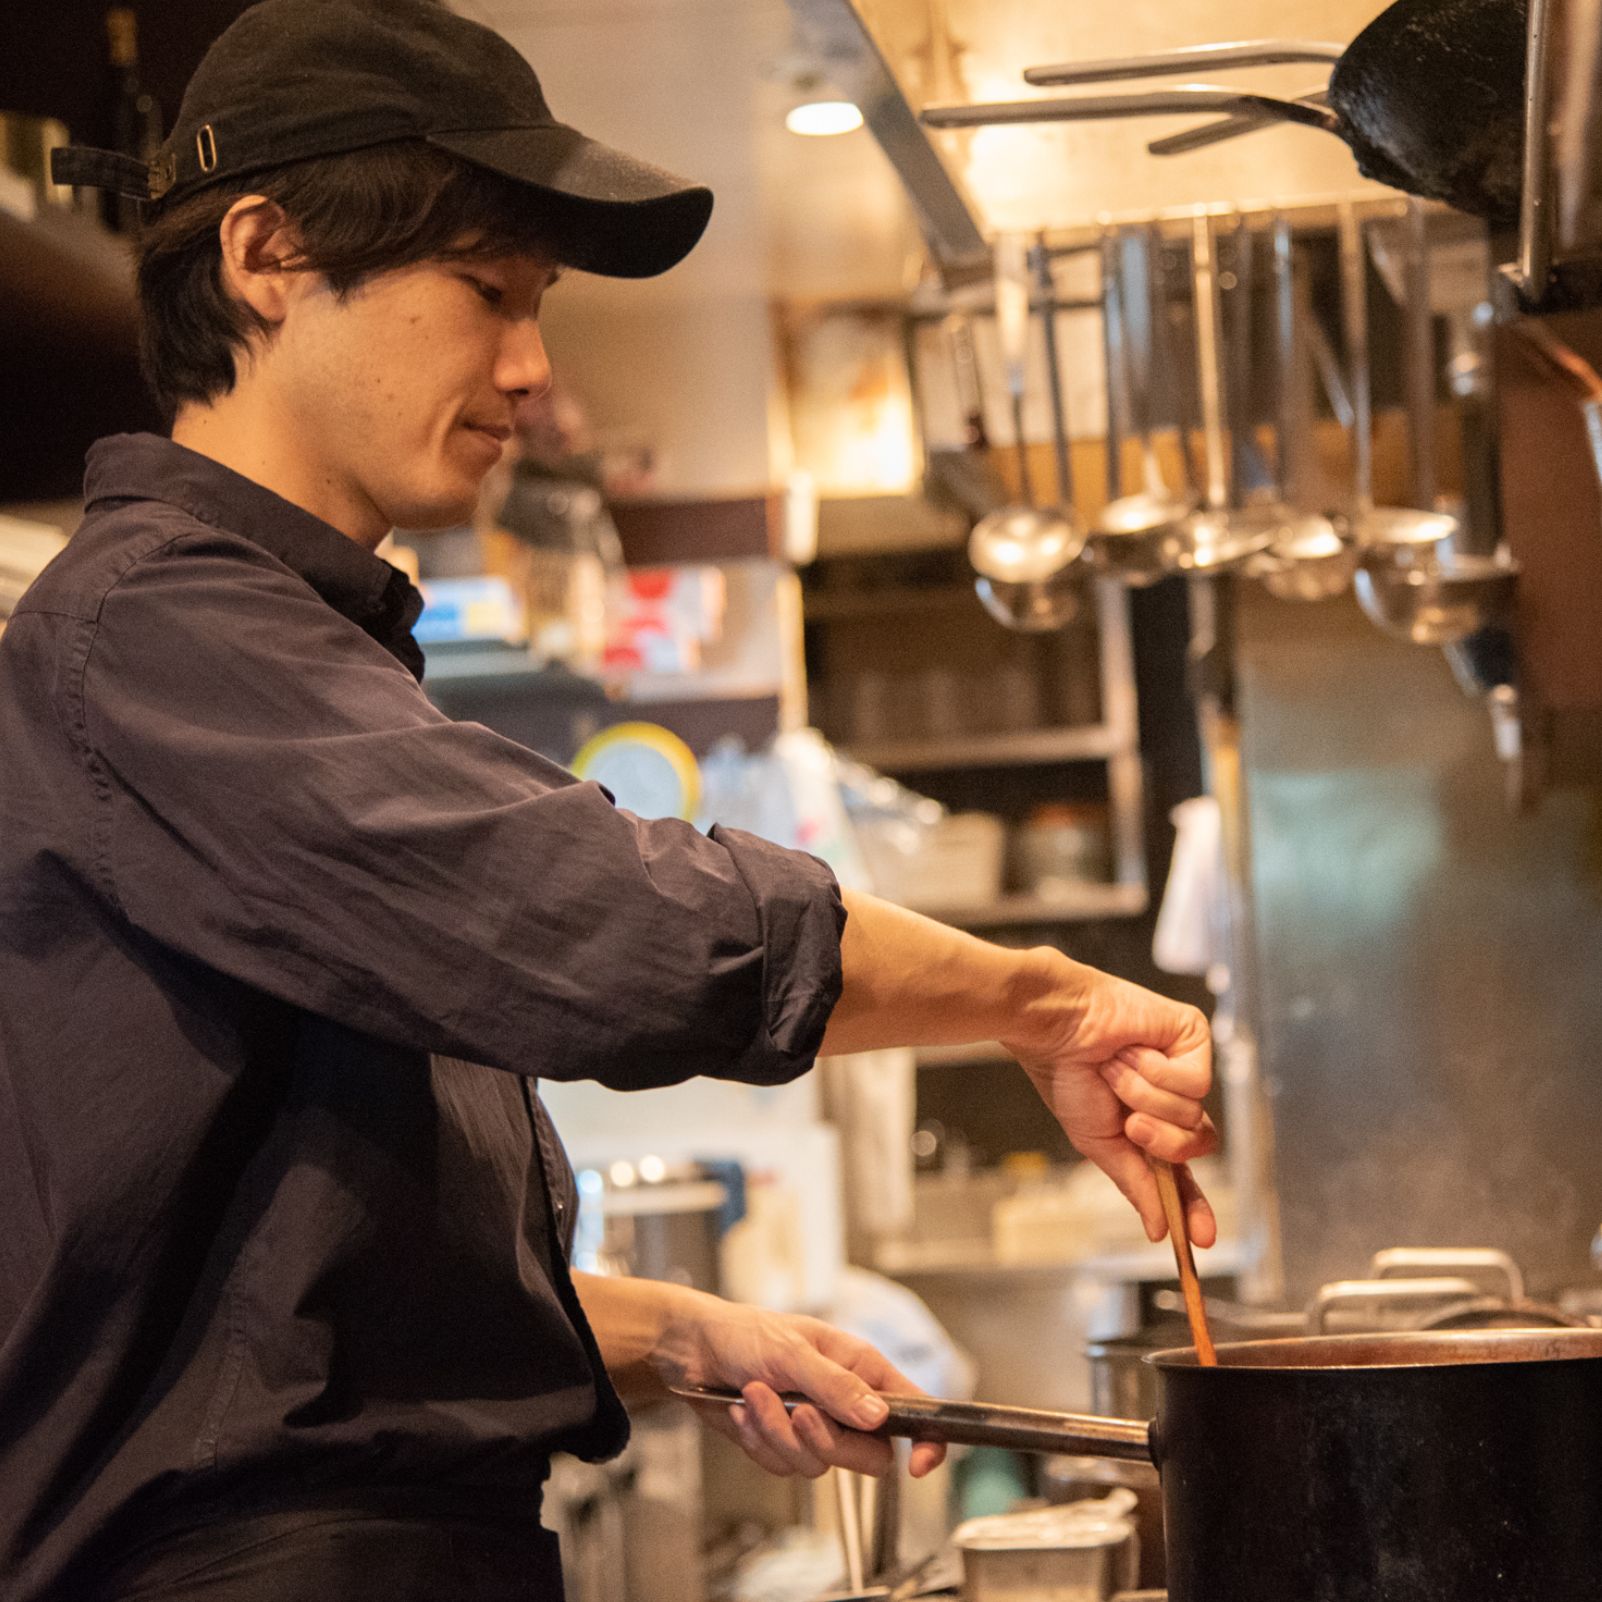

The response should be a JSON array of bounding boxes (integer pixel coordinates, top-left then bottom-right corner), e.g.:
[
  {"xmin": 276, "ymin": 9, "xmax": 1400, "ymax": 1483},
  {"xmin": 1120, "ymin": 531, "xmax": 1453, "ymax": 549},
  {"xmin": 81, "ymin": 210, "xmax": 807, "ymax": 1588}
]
[
  {"xmin": 845, "ymin": 724, "xmax": 1124, "ymax": 771},
  {"xmin": 802, "ymin": 583, "xmax": 980, "ymax": 621},
  {"xmin": 911, "ymin": 881, "xmax": 1149, "ymax": 930},
  {"xmin": 422, "ymin": 646, "xmax": 781, "ymax": 703}
]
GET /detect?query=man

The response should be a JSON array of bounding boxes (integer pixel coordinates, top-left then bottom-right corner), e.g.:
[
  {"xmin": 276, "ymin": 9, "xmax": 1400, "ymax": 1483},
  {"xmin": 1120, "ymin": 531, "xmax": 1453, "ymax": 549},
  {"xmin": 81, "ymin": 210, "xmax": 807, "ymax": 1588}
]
[{"xmin": 0, "ymin": 2, "xmax": 1216, "ymax": 1596}]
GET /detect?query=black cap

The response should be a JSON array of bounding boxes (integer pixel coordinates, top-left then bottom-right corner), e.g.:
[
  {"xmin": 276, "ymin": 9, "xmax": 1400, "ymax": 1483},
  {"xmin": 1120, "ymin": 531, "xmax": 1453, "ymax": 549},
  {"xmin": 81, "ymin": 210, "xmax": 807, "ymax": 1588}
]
[{"xmin": 51, "ymin": 0, "xmax": 714, "ymax": 278}]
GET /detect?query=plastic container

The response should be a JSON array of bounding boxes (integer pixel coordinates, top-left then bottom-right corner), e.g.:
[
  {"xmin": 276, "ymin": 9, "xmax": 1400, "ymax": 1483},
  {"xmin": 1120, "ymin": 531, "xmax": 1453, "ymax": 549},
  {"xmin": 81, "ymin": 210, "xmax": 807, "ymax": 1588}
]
[{"xmin": 891, "ymin": 812, "xmax": 1006, "ymax": 911}]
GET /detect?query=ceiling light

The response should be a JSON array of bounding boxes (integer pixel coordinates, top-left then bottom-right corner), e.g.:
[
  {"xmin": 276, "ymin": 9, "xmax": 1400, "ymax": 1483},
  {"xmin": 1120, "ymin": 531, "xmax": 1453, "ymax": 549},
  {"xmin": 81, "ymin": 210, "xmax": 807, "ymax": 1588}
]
[{"xmin": 786, "ymin": 100, "xmax": 864, "ymax": 137}]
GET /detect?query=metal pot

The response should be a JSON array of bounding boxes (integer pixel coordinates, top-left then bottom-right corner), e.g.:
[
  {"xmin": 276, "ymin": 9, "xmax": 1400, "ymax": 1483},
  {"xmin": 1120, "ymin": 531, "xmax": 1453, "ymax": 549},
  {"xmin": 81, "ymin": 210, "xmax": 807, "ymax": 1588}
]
[
  {"xmin": 916, "ymin": 1331, "xmax": 1602, "ymax": 1601},
  {"xmin": 686, "ymin": 1327, "xmax": 1602, "ymax": 1601}
]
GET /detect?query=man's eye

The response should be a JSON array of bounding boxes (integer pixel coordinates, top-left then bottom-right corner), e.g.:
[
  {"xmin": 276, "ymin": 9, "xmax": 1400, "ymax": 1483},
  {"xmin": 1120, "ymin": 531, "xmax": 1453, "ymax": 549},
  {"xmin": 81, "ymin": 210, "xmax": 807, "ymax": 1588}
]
[{"xmin": 464, "ymin": 276, "xmax": 504, "ymax": 308}]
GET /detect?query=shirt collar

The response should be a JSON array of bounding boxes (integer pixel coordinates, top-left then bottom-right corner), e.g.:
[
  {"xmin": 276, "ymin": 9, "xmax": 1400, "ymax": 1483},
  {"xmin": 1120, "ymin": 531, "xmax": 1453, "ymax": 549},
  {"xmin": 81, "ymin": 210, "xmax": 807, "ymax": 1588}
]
[{"xmin": 83, "ymin": 433, "xmax": 426, "ymax": 681}]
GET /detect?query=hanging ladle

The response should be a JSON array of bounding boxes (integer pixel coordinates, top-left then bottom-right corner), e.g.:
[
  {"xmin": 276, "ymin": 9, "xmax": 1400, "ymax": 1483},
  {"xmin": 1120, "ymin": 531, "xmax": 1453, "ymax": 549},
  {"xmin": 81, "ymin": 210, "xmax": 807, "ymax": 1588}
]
[
  {"xmin": 1083, "ymin": 229, "xmax": 1196, "ymax": 582},
  {"xmin": 969, "ymin": 233, "xmax": 1087, "ymax": 631},
  {"xmin": 1246, "ymin": 215, "xmax": 1353, "ymax": 601},
  {"xmin": 1336, "ymin": 203, "xmax": 1460, "ymax": 552}
]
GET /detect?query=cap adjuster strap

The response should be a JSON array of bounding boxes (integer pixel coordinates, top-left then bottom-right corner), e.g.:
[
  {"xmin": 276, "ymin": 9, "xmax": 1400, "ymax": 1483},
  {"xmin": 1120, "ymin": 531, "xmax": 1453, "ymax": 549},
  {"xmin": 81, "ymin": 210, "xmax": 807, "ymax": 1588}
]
[
  {"xmin": 49, "ymin": 145, "xmax": 160, "ymax": 201},
  {"xmin": 148, "ymin": 150, "xmax": 178, "ymax": 198},
  {"xmin": 196, "ymin": 124, "xmax": 219, "ymax": 175}
]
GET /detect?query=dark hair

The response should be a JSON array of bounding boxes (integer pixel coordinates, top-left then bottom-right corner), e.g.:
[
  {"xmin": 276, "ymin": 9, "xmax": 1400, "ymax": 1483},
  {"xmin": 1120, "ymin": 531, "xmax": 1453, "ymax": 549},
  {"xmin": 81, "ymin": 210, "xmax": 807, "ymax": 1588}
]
[{"xmin": 135, "ymin": 141, "xmax": 559, "ymax": 420}]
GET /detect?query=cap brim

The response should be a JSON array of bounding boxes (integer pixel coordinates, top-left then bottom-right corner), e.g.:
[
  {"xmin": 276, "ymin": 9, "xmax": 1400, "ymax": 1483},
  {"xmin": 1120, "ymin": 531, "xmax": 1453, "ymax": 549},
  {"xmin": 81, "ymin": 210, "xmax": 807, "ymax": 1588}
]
[{"xmin": 429, "ymin": 124, "xmax": 713, "ymax": 279}]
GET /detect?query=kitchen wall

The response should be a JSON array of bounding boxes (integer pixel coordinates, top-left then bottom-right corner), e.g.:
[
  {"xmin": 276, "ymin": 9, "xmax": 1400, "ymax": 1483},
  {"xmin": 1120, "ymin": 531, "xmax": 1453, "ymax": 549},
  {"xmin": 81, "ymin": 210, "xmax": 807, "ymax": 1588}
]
[{"xmin": 1239, "ymin": 586, "xmax": 1602, "ymax": 1302}]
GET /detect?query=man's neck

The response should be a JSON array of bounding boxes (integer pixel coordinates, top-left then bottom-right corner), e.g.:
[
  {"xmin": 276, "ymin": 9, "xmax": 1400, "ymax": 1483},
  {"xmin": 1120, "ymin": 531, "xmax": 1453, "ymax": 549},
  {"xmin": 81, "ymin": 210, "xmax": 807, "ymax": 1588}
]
[{"xmin": 170, "ymin": 394, "xmax": 391, "ymax": 551}]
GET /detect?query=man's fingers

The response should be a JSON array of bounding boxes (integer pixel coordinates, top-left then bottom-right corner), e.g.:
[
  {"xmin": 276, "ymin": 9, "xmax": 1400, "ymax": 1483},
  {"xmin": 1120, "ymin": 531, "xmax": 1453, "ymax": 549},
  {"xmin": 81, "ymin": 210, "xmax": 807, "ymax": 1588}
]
[
  {"xmin": 1098, "ymin": 1059, "xmax": 1206, "ymax": 1130},
  {"xmin": 909, "ymin": 1440, "xmax": 947, "ymax": 1478},
  {"xmin": 792, "ymin": 1404, "xmax": 894, "ymax": 1476},
  {"xmin": 1075, "ymin": 1135, "xmax": 1168, "ymax": 1241},
  {"xmin": 726, "ymin": 1406, "xmax": 797, "ymax": 1477},
  {"xmin": 1177, "ymin": 1161, "xmax": 1219, "ymax": 1248},
  {"xmin": 742, "ymin": 1383, "xmax": 830, "ymax": 1477},
  {"xmin": 1125, "ymin": 1109, "xmax": 1218, "ymax": 1165},
  {"xmin": 1116, "ymin": 1043, "xmax": 1210, "ymax": 1101},
  {"xmin": 776, "ymin": 1339, "xmax": 892, "ymax": 1434}
]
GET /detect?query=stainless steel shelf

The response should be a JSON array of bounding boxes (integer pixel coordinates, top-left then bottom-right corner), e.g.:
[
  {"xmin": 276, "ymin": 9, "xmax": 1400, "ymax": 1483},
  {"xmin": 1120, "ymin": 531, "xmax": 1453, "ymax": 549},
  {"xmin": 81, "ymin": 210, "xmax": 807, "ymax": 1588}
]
[
  {"xmin": 909, "ymin": 882, "xmax": 1149, "ymax": 930},
  {"xmin": 844, "ymin": 724, "xmax": 1127, "ymax": 771}
]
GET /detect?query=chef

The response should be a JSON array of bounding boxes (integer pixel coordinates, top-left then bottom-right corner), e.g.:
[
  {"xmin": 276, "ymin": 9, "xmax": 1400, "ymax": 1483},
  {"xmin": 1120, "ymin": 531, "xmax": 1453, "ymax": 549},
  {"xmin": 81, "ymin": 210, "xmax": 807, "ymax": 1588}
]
[{"xmin": 0, "ymin": 2, "xmax": 1216, "ymax": 1597}]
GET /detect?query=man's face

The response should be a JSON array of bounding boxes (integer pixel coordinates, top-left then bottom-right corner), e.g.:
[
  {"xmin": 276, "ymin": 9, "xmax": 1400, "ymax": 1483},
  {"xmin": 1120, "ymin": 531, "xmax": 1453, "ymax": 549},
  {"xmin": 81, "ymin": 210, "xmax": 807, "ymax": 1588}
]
[{"xmin": 267, "ymin": 247, "xmax": 559, "ymax": 534}]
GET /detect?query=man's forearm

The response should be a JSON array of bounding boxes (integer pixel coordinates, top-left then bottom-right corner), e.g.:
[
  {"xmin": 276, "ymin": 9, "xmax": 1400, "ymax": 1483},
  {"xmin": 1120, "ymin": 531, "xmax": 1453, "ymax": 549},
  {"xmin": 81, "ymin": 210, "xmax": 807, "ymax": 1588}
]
[{"xmin": 819, "ymin": 890, "xmax": 1075, "ymax": 1057}]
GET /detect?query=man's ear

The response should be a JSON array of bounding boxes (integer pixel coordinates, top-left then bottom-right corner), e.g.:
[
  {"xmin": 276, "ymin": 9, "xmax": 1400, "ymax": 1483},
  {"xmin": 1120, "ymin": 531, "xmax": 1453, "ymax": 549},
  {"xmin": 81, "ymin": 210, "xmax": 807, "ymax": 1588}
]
[{"xmin": 216, "ymin": 196, "xmax": 301, "ymax": 329}]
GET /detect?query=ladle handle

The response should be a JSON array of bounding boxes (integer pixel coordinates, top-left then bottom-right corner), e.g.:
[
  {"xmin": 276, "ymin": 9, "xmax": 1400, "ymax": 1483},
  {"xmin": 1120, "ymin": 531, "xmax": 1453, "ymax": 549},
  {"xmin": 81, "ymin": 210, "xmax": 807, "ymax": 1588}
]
[
  {"xmin": 1338, "ymin": 202, "xmax": 1373, "ymax": 515},
  {"xmin": 995, "ymin": 233, "xmax": 1035, "ymax": 504}
]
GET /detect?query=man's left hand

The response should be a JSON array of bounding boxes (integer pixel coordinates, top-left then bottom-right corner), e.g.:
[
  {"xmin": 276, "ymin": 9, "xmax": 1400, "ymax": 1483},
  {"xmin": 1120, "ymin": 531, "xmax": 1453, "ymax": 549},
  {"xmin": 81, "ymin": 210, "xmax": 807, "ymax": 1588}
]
[{"xmin": 659, "ymin": 1296, "xmax": 945, "ymax": 1480}]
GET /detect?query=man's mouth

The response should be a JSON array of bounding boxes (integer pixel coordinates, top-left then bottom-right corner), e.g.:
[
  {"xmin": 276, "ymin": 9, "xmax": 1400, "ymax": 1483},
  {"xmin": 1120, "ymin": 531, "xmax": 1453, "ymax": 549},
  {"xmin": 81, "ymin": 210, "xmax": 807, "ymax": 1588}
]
[{"xmin": 464, "ymin": 421, "xmax": 512, "ymax": 443}]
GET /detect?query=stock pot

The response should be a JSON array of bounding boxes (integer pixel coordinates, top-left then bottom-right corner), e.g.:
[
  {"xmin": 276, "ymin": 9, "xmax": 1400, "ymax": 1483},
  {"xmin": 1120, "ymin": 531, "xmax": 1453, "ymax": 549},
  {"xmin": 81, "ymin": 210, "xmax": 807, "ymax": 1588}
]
[{"xmin": 698, "ymin": 1327, "xmax": 1602, "ymax": 1602}]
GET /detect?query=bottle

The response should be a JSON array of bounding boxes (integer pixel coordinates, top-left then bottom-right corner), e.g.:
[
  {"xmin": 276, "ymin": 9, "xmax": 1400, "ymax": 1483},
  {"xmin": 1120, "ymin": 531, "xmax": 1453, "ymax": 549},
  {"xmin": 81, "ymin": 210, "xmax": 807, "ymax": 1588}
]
[{"xmin": 103, "ymin": 7, "xmax": 163, "ymax": 233}]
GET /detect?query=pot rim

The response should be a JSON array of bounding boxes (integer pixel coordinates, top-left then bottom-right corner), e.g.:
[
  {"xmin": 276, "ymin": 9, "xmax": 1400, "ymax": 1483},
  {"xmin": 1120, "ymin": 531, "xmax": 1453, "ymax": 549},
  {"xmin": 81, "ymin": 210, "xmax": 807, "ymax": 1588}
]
[{"xmin": 1142, "ymin": 1326, "xmax": 1602, "ymax": 1373}]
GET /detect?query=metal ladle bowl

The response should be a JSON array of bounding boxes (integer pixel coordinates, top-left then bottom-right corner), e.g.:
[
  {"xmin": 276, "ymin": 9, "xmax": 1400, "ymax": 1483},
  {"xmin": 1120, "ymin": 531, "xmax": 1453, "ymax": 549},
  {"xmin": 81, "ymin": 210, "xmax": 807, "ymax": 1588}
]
[
  {"xmin": 1352, "ymin": 504, "xmax": 1461, "ymax": 550},
  {"xmin": 1247, "ymin": 511, "xmax": 1355, "ymax": 601},
  {"xmin": 1354, "ymin": 543, "xmax": 1519, "ymax": 646},
  {"xmin": 969, "ymin": 505, "xmax": 1087, "ymax": 630}
]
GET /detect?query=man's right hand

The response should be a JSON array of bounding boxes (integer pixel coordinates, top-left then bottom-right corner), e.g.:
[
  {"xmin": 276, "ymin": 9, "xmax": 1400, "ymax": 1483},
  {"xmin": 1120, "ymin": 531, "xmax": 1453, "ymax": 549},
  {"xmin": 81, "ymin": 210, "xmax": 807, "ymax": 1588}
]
[{"xmin": 1000, "ymin": 948, "xmax": 1217, "ymax": 1245}]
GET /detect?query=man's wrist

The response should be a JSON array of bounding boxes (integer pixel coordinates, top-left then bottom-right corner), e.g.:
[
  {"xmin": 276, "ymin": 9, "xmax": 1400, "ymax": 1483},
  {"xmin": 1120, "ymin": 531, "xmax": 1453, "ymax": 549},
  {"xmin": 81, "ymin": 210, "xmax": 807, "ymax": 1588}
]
[{"xmin": 996, "ymin": 944, "xmax": 1093, "ymax": 1062}]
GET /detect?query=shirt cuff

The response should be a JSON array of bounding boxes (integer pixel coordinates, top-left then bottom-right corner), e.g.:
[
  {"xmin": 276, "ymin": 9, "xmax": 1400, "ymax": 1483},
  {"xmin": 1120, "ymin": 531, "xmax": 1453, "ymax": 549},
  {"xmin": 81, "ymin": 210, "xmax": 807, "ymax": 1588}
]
[{"xmin": 708, "ymin": 824, "xmax": 847, "ymax": 1084}]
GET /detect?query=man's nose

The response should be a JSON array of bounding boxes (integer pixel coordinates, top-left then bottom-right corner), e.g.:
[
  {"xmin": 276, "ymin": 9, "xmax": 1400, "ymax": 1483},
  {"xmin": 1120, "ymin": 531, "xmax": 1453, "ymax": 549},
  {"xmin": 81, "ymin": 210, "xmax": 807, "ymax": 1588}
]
[{"xmin": 497, "ymin": 319, "xmax": 551, "ymax": 400}]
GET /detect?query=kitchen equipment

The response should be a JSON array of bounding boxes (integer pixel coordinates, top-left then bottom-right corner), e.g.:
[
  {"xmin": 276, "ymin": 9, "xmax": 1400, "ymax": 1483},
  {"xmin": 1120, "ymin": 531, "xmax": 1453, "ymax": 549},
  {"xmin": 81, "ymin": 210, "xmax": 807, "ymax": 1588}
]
[
  {"xmin": 969, "ymin": 235, "xmax": 1085, "ymax": 632},
  {"xmin": 572, "ymin": 1159, "xmax": 735, "ymax": 1292},
  {"xmin": 1347, "ymin": 201, "xmax": 1521, "ymax": 644},
  {"xmin": 1354, "ymin": 545, "xmax": 1519, "ymax": 644},
  {"xmin": 1150, "ymin": 1162, "xmax": 1215, "ymax": 1365},
  {"xmin": 1336, "ymin": 204, "xmax": 1459, "ymax": 552},
  {"xmin": 1010, "ymin": 803, "xmax": 1111, "ymax": 896},
  {"xmin": 954, "ymin": 1503, "xmax": 1139, "ymax": 1602},
  {"xmin": 1248, "ymin": 217, "xmax": 1354, "ymax": 601},
  {"xmin": 975, "ymin": 0, "xmax": 1532, "ymax": 224},
  {"xmin": 1170, "ymin": 216, "xmax": 1283, "ymax": 576},
  {"xmin": 681, "ymin": 1326, "xmax": 1602, "ymax": 1601},
  {"xmin": 1041, "ymin": 1458, "xmax": 1164, "ymax": 1593}
]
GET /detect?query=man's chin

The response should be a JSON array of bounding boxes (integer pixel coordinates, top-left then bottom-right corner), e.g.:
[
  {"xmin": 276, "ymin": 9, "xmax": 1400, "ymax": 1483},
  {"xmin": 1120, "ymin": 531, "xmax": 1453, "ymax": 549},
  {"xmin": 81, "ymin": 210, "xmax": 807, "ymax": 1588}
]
[{"xmin": 385, "ymin": 485, "xmax": 481, "ymax": 535}]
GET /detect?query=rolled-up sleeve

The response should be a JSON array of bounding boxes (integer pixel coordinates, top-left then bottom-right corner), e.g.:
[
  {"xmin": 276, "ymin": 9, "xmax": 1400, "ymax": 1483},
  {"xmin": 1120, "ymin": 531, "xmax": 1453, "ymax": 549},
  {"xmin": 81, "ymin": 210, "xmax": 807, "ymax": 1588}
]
[{"xmin": 76, "ymin": 530, "xmax": 845, "ymax": 1090}]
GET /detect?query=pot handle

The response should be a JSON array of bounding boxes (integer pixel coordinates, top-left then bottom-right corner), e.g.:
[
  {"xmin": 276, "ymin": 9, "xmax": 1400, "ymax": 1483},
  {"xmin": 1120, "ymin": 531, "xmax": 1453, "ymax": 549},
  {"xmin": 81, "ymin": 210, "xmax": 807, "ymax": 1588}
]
[
  {"xmin": 1306, "ymin": 1275, "xmax": 1482, "ymax": 1333},
  {"xmin": 671, "ymin": 1386, "xmax": 1153, "ymax": 1464},
  {"xmin": 1366, "ymin": 1247, "xmax": 1525, "ymax": 1302}
]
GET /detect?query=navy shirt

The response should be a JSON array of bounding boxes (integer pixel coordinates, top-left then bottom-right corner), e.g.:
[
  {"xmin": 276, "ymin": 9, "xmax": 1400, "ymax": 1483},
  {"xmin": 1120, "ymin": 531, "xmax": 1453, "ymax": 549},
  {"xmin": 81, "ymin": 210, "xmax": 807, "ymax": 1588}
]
[{"xmin": 0, "ymin": 434, "xmax": 845, "ymax": 1597}]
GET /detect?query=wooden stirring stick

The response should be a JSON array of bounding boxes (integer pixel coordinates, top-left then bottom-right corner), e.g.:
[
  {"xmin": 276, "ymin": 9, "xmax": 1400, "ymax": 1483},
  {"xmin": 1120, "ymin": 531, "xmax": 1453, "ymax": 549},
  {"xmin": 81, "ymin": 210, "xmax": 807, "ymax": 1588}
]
[{"xmin": 1152, "ymin": 1158, "xmax": 1218, "ymax": 1365}]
